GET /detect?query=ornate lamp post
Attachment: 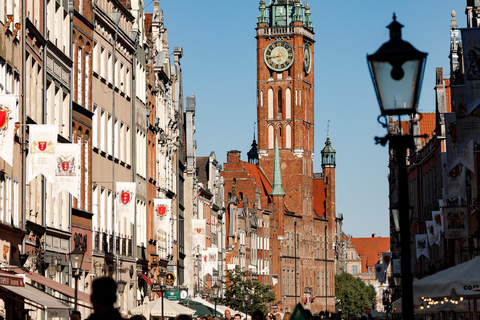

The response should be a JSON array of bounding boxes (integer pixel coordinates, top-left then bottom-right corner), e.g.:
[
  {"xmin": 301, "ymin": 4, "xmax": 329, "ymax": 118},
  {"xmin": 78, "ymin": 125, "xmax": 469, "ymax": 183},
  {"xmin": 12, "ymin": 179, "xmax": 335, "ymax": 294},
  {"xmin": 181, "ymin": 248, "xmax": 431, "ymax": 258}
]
[
  {"xmin": 367, "ymin": 13, "xmax": 427, "ymax": 320},
  {"xmin": 68, "ymin": 248, "xmax": 84, "ymax": 312},
  {"xmin": 159, "ymin": 272, "xmax": 166, "ymax": 320},
  {"xmin": 244, "ymin": 291, "xmax": 250, "ymax": 320},
  {"xmin": 212, "ymin": 283, "xmax": 220, "ymax": 317}
]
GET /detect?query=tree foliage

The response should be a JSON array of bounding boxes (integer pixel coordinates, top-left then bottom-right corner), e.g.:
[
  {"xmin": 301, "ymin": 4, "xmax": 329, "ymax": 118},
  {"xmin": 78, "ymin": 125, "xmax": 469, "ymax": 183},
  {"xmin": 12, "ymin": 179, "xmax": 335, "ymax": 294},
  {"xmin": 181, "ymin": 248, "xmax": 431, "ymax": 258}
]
[
  {"xmin": 335, "ymin": 272, "xmax": 377, "ymax": 316},
  {"xmin": 221, "ymin": 270, "xmax": 276, "ymax": 316}
]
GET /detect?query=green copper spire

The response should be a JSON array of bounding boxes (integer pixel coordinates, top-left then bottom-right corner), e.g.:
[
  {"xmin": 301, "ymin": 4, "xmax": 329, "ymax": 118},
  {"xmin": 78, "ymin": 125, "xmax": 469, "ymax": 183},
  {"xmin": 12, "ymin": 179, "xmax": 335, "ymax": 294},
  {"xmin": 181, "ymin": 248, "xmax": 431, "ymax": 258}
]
[
  {"xmin": 293, "ymin": 0, "xmax": 302, "ymax": 22},
  {"xmin": 304, "ymin": 1, "xmax": 312, "ymax": 28},
  {"xmin": 258, "ymin": 0, "xmax": 269, "ymax": 24},
  {"xmin": 270, "ymin": 135, "xmax": 286, "ymax": 196}
]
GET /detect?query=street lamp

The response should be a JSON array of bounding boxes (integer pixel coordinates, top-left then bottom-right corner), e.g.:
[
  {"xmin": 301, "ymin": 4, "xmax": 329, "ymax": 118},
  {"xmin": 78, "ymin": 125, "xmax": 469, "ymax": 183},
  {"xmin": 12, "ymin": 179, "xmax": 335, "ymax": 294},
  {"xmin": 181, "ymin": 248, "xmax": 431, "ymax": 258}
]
[
  {"xmin": 68, "ymin": 248, "xmax": 84, "ymax": 312},
  {"xmin": 212, "ymin": 283, "xmax": 220, "ymax": 317},
  {"xmin": 159, "ymin": 272, "xmax": 166, "ymax": 320},
  {"xmin": 367, "ymin": 13, "xmax": 427, "ymax": 320},
  {"xmin": 244, "ymin": 291, "xmax": 250, "ymax": 320}
]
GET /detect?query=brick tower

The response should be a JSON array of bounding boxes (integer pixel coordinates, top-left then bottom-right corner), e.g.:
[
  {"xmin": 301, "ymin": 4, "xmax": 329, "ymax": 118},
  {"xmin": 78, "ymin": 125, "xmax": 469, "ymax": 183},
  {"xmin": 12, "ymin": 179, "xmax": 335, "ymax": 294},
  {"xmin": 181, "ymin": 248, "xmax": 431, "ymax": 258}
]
[{"xmin": 256, "ymin": 0, "xmax": 314, "ymax": 217}]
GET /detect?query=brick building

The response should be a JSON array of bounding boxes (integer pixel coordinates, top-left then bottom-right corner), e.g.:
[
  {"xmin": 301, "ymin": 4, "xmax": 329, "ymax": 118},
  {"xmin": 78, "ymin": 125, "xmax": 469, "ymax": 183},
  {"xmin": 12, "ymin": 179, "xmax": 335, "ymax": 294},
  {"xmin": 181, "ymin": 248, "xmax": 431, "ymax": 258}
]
[{"xmin": 222, "ymin": 0, "xmax": 338, "ymax": 314}]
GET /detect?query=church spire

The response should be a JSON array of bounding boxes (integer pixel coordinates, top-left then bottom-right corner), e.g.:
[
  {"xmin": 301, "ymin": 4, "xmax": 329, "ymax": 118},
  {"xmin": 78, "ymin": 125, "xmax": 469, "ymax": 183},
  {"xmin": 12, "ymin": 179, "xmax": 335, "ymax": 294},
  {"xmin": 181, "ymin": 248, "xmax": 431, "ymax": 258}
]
[
  {"xmin": 321, "ymin": 121, "xmax": 336, "ymax": 168},
  {"xmin": 270, "ymin": 134, "xmax": 286, "ymax": 196},
  {"xmin": 248, "ymin": 123, "xmax": 259, "ymax": 164}
]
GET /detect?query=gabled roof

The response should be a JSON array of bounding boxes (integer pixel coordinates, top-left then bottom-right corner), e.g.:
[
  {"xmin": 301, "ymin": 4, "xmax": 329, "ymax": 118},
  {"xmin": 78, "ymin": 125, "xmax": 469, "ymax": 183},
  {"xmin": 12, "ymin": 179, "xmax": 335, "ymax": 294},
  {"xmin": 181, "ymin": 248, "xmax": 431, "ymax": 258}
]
[
  {"xmin": 350, "ymin": 236, "xmax": 390, "ymax": 273},
  {"xmin": 244, "ymin": 162, "xmax": 272, "ymax": 198}
]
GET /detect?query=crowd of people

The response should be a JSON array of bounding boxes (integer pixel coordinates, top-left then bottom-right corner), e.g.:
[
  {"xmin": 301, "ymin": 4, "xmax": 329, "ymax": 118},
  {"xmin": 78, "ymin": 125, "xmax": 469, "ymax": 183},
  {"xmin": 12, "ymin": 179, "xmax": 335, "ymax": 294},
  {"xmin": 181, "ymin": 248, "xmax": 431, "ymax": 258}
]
[{"xmin": 77, "ymin": 277, "xmax": 376, "ymax": 320}]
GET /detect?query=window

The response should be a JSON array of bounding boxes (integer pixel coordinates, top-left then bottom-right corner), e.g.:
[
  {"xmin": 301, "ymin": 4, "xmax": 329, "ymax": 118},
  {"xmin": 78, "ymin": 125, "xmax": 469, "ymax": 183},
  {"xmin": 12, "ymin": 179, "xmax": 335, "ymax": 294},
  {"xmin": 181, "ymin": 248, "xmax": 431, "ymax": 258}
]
[
  {"xmin": 107, "ymin": 113, "xmax": 112, "ymax": 155},
  {"xmin": 100, "ymin": 109, "xmax": 106, "ymax": 151},
  {"xmin": 5, "ymin": 65, "xmax": 12, "ymax": 94},
  {"xmin": 277, "ymin": 89, "xmax": 282, "ymax": 114},
  {"xmin": 85, "ymin": 53, "xmax": 89, "ymax": 108},
  {"xmin": 92, "ymin": 105, "xmax": 98, "ymax": 148},
  {"xmin": 368, "ymin": 267, "xmax": 374, "ymax": 273},
  {"xmin": 352, "ymin": 265, "xmax": 358, "ymax": 274},
  {"xmin": 114, "ymin": 118, "xmax": 119, "ymax": 159},
  {"xmin": 100, "ymin": 46, "xmax": 106, "ymax": 79},
  {"xmin": 268, "ymin": 88, "xmax": 273, "ymax": 118},
  {"xmin": 93, "ymin": 42, "xmax": 98, "ymax": 74},
  {"xmin": 77, "ymin": 47, "xmax": 82, "ymax": 104},
  {"xmin": 107, "ymin": 52, "xmax": 112, "ymax": 84},
  {"xmin": 0, "ymin": 60, "xmax": 5, "ymax": 94},
  {"xmin": 126, "ymin": 68, "xmax": 130, "ymax": 97}
]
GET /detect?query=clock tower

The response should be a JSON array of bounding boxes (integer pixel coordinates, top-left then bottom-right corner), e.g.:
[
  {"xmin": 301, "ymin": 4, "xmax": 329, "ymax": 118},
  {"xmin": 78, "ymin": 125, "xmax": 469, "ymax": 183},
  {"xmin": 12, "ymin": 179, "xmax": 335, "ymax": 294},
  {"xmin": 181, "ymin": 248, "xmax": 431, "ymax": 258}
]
[{"xmin": 256, "ymin": 0, "xmax": 314, "ymax": 217}]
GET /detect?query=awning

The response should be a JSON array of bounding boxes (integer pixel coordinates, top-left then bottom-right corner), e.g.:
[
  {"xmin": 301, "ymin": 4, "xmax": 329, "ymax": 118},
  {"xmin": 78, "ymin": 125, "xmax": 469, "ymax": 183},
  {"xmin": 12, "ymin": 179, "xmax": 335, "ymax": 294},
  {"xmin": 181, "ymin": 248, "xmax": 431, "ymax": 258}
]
[
  {"xmin": 13, "ymin": 268, "xmax": 91, "ymax": 306},
  {"xmin": 1, "ymin": 284, "xmax": 71, "ymax": 317},
  {"xmin": 0, "ymin": 270, "xmax": 25, "ymax": 286}
]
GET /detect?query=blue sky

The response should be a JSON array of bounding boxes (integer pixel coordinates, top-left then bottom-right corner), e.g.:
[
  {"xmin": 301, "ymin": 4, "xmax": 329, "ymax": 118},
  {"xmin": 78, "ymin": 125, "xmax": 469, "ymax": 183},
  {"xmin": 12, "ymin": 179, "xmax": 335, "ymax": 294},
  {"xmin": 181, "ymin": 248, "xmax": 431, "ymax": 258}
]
[{"xmin": 144, "ymin": 1, "xmax": 466, "ymax": 238}]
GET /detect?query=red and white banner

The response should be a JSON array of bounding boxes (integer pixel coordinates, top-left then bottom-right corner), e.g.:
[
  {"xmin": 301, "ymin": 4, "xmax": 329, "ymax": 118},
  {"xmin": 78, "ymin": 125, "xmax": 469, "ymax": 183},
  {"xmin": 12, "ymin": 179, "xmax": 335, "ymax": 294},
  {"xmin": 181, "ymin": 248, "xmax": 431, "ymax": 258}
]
[
  {"xmin": 192, "ymin": 219, "xmax": 206, "ymax": 250},
  {"xmin": 461, "ymin": 27, "xmax": 480, "ymax": 114},
  {"xmin": 445, "ymin": 113, "xmax": 475, "ymax": 172},
  {"xmin": 375, "ymin": 263, "xmax": 386, "ymax": 284},
  {"xmin": 432, "ymin": 210, "xmax": 444, "ymax": 234},
  {"xmin": 115, "ymin": 182, "xmax": 136, "ymax": 224},
  {"xmin": 426, "ymin": 220, "xmax": 440, "ymax": 246},
  {"xmin": 415, "ymin": 234, "xmax": 429, "ymax": 259},
  {"xmin": 442, "ymin": 154, "xmax": 466, "ymax": 203},
  {"xmin": 154, "ymin": 198, "xmax": 172, "ymax": 254},
  {"xmin": 26, "ymin": 125, "xmax": 58, "ymax": 184},
  {"xmin": 382, "ymin": 252, "xmax": 392, "ymax": 267},
  {"xmin": 54, "ymin": 143, "xmax": 80, "ymax": 199},
  {"xmin": 0, "ymin": 95, "xmax": 18, "ymax": 166},
  {"xmin": 201, "ymin": 247, "xmax": 218, "ymax": 278}
]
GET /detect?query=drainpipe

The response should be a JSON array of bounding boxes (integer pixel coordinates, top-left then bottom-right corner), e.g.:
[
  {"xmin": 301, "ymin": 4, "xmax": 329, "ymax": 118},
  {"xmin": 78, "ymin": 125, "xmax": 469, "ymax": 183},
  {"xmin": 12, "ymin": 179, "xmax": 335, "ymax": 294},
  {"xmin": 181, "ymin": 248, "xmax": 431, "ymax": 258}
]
[
  {"xmin": 325, "ymin": 225, "xmax": 328, "ymax": 310},
  {"xmin": 111, "ymin": 11, "xmax": 121, "ymax": 284},
  {"xmin": 21, "ymin": 0, "xmax": 26, "ymax": 258}
]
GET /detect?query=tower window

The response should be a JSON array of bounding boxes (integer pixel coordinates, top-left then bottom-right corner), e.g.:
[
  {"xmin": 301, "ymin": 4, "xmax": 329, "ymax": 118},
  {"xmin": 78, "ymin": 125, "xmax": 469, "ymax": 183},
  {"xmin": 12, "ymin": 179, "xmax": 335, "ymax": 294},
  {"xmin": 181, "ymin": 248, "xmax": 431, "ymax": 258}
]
[{"xmin": 277, "ymin": 89, "xmax": 282, "ymax": 114}]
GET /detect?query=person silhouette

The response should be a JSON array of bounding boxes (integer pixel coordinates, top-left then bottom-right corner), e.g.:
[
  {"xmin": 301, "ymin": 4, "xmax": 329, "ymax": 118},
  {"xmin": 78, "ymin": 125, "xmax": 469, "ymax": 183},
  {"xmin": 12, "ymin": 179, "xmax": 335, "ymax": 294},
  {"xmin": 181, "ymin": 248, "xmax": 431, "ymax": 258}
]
[{"xmin": 86, "ymin": 277, "xmax": 122, "ymax": 320}]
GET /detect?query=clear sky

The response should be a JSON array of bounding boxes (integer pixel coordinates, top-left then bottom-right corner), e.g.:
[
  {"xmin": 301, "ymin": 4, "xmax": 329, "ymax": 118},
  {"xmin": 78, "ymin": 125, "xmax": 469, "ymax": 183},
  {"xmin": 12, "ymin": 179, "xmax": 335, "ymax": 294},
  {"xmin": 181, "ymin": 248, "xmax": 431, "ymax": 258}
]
[{"xmin": 144, "ymin": 0, "xmax": 466, "ymax": 238}]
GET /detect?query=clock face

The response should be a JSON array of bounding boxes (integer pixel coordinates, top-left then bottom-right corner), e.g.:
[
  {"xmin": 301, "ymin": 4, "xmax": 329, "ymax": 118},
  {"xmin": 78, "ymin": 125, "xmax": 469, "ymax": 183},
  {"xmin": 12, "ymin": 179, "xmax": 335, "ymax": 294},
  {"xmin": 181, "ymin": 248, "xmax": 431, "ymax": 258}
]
[
  {"xmin": 264, "ymin": 40, "xmax": 294, "ymax": 72},
  {"xmin": 303, "ymin": 43, "xmax": 312, "ymax": 75}
]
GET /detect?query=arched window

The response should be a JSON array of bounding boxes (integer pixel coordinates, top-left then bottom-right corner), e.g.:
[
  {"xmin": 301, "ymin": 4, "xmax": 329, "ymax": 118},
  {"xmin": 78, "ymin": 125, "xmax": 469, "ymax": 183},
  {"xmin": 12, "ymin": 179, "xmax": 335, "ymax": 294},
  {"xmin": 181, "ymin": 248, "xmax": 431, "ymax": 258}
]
[
  {"xmin": 268, "ymin": 125, "xmax": 274, "ymax": 149},
  {"xmin": 286, "ymin": 88, "xmax": 291, "ymax": 119},
  {"xmin": 277, "ymin": 89, "xmax": 283, "ymax": 114},
  {"xmin": 268, "ymin": 89, "xmax": 273, "ymax": 118},
  {"xmin": 286, "ymin": 124, "xmax": 292, "ymax": 148}
]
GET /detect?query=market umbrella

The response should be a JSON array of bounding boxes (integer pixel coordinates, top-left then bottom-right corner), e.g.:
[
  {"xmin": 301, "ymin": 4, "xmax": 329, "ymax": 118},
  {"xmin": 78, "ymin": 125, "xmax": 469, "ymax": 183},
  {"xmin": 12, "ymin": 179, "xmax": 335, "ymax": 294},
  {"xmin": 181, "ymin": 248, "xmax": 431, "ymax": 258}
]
[
  {"xmin": 130, "ymin": 298, "xmax": 196, "ymax": 319},
  {"xmin": 413, "ymin": 256, "xmax": 480, "ymax": 300},
  {"xmin": 179, "ymin": 299, "xmax": 222, "ymax": 318}
]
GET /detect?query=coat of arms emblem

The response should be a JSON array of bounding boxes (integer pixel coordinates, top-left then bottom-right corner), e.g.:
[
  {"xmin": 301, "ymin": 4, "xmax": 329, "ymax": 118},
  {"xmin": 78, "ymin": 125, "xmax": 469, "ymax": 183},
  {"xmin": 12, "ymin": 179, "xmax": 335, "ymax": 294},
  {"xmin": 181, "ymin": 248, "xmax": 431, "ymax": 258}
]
[
  {"xmin": 38, "ymin": 141, "xmax": 47, "ymax": 151},
  {"xmin": 0, "ymin": 105, "xmax": 11, "ymax": 132},
  {"xmin": 121, "ymin": 191, "xmax": 132, "ymax": 205},
  {"xmin": 156, "ymin": 205, "xmax": 167, "ymax": 217}
]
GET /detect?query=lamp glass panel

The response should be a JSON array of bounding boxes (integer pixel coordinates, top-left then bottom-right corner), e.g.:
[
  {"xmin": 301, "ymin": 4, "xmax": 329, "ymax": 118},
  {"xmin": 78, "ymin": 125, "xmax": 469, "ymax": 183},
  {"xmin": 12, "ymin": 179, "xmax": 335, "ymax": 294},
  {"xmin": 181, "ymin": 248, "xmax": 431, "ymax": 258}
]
[{"xmin": 369, "ymin": 59, "xmax": 424, "ymax": 115}]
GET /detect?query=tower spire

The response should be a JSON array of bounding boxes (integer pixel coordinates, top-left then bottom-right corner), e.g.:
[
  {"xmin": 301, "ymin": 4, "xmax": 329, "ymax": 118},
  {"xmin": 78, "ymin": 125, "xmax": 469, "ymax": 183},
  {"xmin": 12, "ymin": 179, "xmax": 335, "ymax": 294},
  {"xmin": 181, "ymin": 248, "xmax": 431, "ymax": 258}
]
[
  {"xmin": 321, "ymin": 122, "xmax": 336, "ymax": 168},
  {"xmin": 270, "ymin": 133, "xmax": 286, "ymax": 196},
  {"xmin": 248, "ymin": 122, "xmax": 259, "ymax": 164}
]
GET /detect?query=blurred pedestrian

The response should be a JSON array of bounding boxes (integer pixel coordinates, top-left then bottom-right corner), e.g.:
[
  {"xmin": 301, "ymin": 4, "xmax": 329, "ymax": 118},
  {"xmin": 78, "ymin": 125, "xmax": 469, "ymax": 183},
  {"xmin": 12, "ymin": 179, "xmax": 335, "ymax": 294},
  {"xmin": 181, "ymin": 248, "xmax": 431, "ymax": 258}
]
[{"xmin": 86, "ymin": 277, "xmax": 122, "ymax": 320}]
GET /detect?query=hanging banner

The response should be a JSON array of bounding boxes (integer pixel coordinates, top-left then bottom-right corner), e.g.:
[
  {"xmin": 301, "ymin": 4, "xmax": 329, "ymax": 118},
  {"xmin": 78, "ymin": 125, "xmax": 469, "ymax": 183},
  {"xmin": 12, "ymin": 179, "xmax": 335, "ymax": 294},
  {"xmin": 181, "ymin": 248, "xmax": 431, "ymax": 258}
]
[
  {"xmin": 392, "ymin": 258, "xmax": 401, "ymax": 275},
  {"xmin": 207, "ymin": 247, "xmax": 218, "ymax": 277},
  {"xmin": 415, "ymin": 234, "xmax": 429, "ymax": 259},
  {"xmin": 192, "ymin": 219, "xmax": 206, "ymax": 250},
  {"xmin": 115, "ymin": 182, "xmax": 136, "ymax": 224},
  {"xmin": 375, "ymin": 263, "xmax": 386, "ymax": 284},
  {"xmin": 445, "ymin": 113, "xmax": 475, "ymax": 172},
  {"xmin": 200, "ymin": 250, "xmax": 209, "ymax": 278},
  {"xmin": 382, "ymin": 252, "xmax": 392, "ymax": 267},
  {"xmin": 442, "ymin": 154, "xmax": 466, "ymax": 203},
  {"xmin": 432, "ymin": 210, "xmax": 444, "ymax": 235},
  {"xmin": 426, "ymin": 220, "xmax": 440, "ymax": 246},
  {"xmin": 0, "ymin": 95, "xmax": 18, "ymax": 167},
  {"xmin": 444, "ymin": 206, "xmax": 469, "ymax": 239},
  {"xmin": 26, "ymin": 124, "xmax": 58, "ymax": 184},
  {"xmin": 154, "ymin": 199, "xmax": 172, "ymax": 252},
  {"xmin": 461, "ymin": 27, "xmax": 480, "ymax": 115},
  {"xmin": 53, "ymin": 143, "xmax": 80, "ymax": 199}
]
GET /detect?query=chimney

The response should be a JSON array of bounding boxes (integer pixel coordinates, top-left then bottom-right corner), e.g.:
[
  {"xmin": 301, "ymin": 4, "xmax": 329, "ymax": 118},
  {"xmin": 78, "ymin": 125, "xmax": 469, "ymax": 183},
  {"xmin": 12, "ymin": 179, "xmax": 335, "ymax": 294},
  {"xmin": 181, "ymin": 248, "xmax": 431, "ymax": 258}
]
[{"xmin": 372, "ymin": 233, "xmax": 376, "ymax": 238}]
